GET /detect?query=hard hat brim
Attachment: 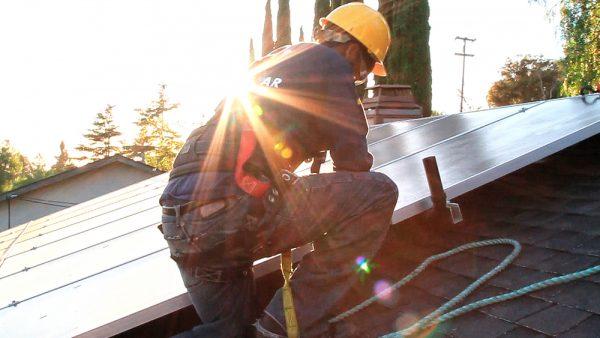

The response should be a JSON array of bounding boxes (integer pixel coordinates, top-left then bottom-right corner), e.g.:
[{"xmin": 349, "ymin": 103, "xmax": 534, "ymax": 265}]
[
  {"xmin": 319, "ymin": 17, "xmax": 328, "ymax": 28},
  {"xmin": 372, "ymin": 62, "xmax": 387, "ymax": 77}
]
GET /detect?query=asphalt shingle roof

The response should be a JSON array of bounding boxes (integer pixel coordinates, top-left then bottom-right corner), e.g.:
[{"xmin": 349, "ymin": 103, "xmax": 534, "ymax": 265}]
[{"xmin": 335, "ymin": 135, "xmax": 600, "ymax": 337}]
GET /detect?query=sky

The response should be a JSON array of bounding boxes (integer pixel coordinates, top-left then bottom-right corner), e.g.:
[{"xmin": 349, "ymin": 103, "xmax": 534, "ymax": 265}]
[{"xmin": 0, "ymin": 0, "xmax": 563, "ymax": 164}]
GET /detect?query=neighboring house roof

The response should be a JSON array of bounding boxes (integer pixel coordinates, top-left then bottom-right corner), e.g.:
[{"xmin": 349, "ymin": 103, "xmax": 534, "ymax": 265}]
[
  {"xmin": 0, "ymin": 155, "xmax": 162, "ymax": 201},
  {"xmin": 0, "ymin": 95, "xmax": 598, "ymax": 337}
]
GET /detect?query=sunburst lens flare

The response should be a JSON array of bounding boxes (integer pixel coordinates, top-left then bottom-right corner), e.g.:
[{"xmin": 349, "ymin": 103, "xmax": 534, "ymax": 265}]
[
  {"xmin": 281, "ymin": 147, "xmax": 293, "ymax": 159},
  {"xmin": 355, "ymin": 256, "xmax": 372, "ymax": 274},
  {"xmin": 253, "ymin": 104, "xmax": 264, "ymax": 116},
  {"xmin": 373, "ymin": 279, "xmax": 400, "ymax": 307}
]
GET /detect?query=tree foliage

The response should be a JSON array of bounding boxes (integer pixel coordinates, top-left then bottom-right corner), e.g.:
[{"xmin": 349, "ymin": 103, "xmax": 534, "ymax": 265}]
[
  {"xmin": 18, "ymin": 154, "xmax": 49, "ymax": 188},
  {"xmin": 262, "ymin": 0, "xmax": 275, "ymax": 56},
  {"xmin": 0, "ymin": 141, "xmax": 59, "ymax": 193},
  {"xmin": 275, "ymin": 0, "xmax": 291, "ymax": 49},
  {"xmin": 487, "ymin": 55, "xmax": 562, "ymax": 107},
  {"xmin": 312, "ymin": 1, "xmax": 364, "ymax": 39},
  {"xmin": 51, "ymin": 141, "xmax": 75, "ymax": 173},
  {"xmin": 313, "ymin": 0, "xmax": 332, "ymax": 38},
  {"xmin": 124, "ymin": 84, "xmax": 182, "ymax": 171},
  {"xmin": 76, "ymin": 104, "xmax": 122, "ymax": 161},
  {"xmin": 377, "ymin": 0, "xmax": 432, "ymax": 116},
  {"xmin": 0, "ymin": 141, "xmax": 25, "ymax": 192},
  {"xmin": 560, "ymin": 0, "xmax": 599, "ymax": 95}
]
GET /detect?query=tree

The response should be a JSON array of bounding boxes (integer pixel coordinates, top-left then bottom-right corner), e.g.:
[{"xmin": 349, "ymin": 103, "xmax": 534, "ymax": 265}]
[
  {"xmin": 275, "ymin": 0, "xmax": 291, "ymax": 49},
  {"xmin": 249, "ymin": 38, "xmax": 256, "ymax": 64},
  {"xmin": 125, "ymin": 84, "xmax": 182, "ymax": 171},
  {"xmin": 299, "ymin": 26, "xmax": 305, "ymax": 42},
  {"xmin": 76, "ymin": 104, "xmax": 122, "ymax": 161},
  {"xmin": 487, "ymin": 56, "xmax": 562, "ymax": 107},
  {"xmin": 560, "ymin": 0, "xmax": 599, "ymax": 95},
  {"xmin": 313, "ymin": 0, "xmax": 331, "ymax": 38},
  {"xmin": 262, "ymin": 0, "xmax": 275, "ymax": 56},
  {"xmin": 0, "ymin": 141, "xmax": 24, "ymax": 192},
  {"xmin": 313, "ymin": 1, "xmax": 366, "ymax": 41},
  {"xmin": 18, "ymin": 154, "xmax": 49, "ymax": 187},
  {"xmin": 0, "ymin": 142, "xmax": 52, "ymax": 192},
  {"xmin": 51, "ymin": 141, "xmax": 75, "ymax": 173},
  {"xmin": 377, "ymin": 0, "xmax": 432, "ymax": 116}
]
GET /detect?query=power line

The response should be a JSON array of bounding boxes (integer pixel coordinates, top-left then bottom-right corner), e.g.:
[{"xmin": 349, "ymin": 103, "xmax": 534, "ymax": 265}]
[
  {"xmin": 19, "ymin": 196, "xmax": 76, "ymax": 206},
  {"xmin": 455, "ymin": 36, "xmax": 476, "ymax": 112},
  {"xmin": 16, "ymin": 197, "xmax": 75, "ymax": 208}
]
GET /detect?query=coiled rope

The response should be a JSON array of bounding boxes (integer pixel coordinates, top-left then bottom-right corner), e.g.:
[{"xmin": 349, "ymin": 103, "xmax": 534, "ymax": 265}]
[{"xmin": 328, "ymin": 238, "xmax": 600, "ymax": 337}]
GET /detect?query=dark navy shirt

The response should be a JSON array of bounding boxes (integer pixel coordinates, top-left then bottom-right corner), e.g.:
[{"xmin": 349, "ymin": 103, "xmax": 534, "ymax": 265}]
[{"xmin": 161, "ymin": 43, "xmax": 372, "ymax": 204}]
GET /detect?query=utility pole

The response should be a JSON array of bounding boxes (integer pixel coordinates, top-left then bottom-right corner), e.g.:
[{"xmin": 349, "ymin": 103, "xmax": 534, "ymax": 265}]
[{"xmin": 455, "ymin": 36, "xmax": 475, "ymax": 112}]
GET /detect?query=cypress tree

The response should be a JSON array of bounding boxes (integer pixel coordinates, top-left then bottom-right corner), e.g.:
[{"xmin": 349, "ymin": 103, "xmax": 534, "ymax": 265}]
[
  {"xmin": 76, "ymin": 104, "xmax": 122, "ymax": 161},
  {"xmin": 299, "ymin": 26, "xmax": 305, "ymax": 42},
  {"xmin": 313, "ymin": 0, "xmax": 331, "ymax": 38},
  {"xmin": 262, "ymin": 0, "xmax": 274, "ymax": 56},
  {"xmin": 377, "ymin": 0, "xmax": 432, "ymax": 116},
  {"xmin": 275, "ymin": 0, "xmax": 291, "ymax": 49},
  {"xmin": 332, "ymin": 0, "xmax": 363, "ymax": 10}
]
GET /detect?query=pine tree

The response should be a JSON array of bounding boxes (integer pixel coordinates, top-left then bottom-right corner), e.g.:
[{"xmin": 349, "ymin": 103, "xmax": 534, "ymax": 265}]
[
  {"xmin": 51, "ymin": 141, "xmax": 75, "ymax": 173},
  {"xmin": 262, "ymin": 0, "xmax": 275, "ymax": 56},
  {"xmin": 249, "ymin": 38, "xmax": 256, "ymax": 64},
  {"xmin": 76, "ymin": 104, "xmax": 122, "ymax": 161},
  {"xmin": 275, "ymin": 0, "xmax": 291, "ymax": 49},
  {"xmin": 377, "ymin": 0, "xmax": 432, "ymax": 116},
  {"xmin": 125, "ymin": 84, "xmax": 182, "ymax": 171}
]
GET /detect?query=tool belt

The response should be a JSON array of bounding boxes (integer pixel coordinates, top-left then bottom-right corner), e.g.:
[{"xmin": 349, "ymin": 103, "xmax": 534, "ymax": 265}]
[
  {"xmin": 184, "ymin": 264, "xmax": 253, "ymax": 284},
  {"xmin": 160, "ymin": 195, "xmax": 257, "ymax": 263},
  {"xmin": 162, "ymin": 197, "xmax": 238, "ymax": 219}
]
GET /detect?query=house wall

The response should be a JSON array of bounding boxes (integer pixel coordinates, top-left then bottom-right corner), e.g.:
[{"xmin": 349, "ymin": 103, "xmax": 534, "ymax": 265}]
[{"xmin": 0, "ymin": 163, "xmax": 158, "ymax": 231}]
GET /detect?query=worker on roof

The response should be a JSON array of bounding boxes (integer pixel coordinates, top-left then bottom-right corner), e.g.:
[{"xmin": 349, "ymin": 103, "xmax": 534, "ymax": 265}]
[{"xmin": 159, "ymin": 3, "xmax": 398, "ymax": 337}]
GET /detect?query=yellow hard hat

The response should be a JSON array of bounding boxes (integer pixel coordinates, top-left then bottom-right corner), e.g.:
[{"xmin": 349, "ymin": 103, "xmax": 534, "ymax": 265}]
[{"xmin": 320, "ymin": 3, "xmax": 391, "ymax": 76}]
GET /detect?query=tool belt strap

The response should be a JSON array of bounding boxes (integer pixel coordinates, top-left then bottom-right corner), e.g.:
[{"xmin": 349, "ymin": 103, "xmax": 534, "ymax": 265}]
[{"xmin": 281, "ymin": 250, "xmax": 299, "ymax": 338}]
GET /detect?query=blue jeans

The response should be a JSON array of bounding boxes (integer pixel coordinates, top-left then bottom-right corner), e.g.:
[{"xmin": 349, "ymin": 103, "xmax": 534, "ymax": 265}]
[{"xmin": 162, "ymin": 171, "xmax": 398, "ymax": 337}]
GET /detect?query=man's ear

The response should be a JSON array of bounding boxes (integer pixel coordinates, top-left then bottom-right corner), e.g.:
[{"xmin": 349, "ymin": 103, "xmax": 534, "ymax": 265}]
[{"xmin": 345, "ymin": 42, "xmax": 363, "ymax": 61}]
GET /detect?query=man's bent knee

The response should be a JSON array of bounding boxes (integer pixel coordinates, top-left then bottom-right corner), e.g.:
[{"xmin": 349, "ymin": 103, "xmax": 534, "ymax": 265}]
[{"xmin": 368, "ymin": 172, "xmax": 399, "ymax": 203}]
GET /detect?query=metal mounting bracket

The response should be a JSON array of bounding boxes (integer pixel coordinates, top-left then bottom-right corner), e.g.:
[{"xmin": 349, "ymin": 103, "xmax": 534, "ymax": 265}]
[{"xmin": 423, "ymin": 156, "xmax": 463, "ymax": 224}]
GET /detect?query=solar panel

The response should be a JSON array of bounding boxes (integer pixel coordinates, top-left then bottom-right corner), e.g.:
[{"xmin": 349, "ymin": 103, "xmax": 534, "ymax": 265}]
[{"xmin": 0, "ymin": 95, "xmax": 598, "ymax": 337}]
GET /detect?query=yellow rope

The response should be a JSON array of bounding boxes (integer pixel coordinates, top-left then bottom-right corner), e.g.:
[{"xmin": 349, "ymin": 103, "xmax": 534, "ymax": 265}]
[{"xmin": 281, "ymin": 249, "xmax": 299, "ymax": 338}]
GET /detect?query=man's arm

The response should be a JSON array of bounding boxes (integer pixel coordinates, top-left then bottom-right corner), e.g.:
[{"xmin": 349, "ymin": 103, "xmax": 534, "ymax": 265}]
[{"xmin": 319, "ymin": 61, "xmax": 373, "ymax": 172}]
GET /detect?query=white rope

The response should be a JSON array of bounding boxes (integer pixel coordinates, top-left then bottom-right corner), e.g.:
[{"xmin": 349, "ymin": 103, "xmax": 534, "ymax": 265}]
[{"xmin": 328, "ymin": 238, "xmax": 600, "ymax": 338}]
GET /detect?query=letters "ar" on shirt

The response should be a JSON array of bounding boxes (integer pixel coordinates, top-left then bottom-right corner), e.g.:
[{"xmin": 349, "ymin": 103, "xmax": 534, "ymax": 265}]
[{"xmin": 259, "ymin": 76, "xmax": 283, "ymax": 88}]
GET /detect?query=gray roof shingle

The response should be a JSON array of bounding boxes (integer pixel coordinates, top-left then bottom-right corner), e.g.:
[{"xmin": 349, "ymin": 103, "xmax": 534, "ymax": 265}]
[{"xmin": 335, "ymin": 135, "xmax": 600, "ymax": 337}]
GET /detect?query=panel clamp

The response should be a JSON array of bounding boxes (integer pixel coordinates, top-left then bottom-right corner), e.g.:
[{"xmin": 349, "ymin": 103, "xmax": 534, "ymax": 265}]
[{"xmin": 422, "ymin": 156, "xmax": 463, "ymax": 224}]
